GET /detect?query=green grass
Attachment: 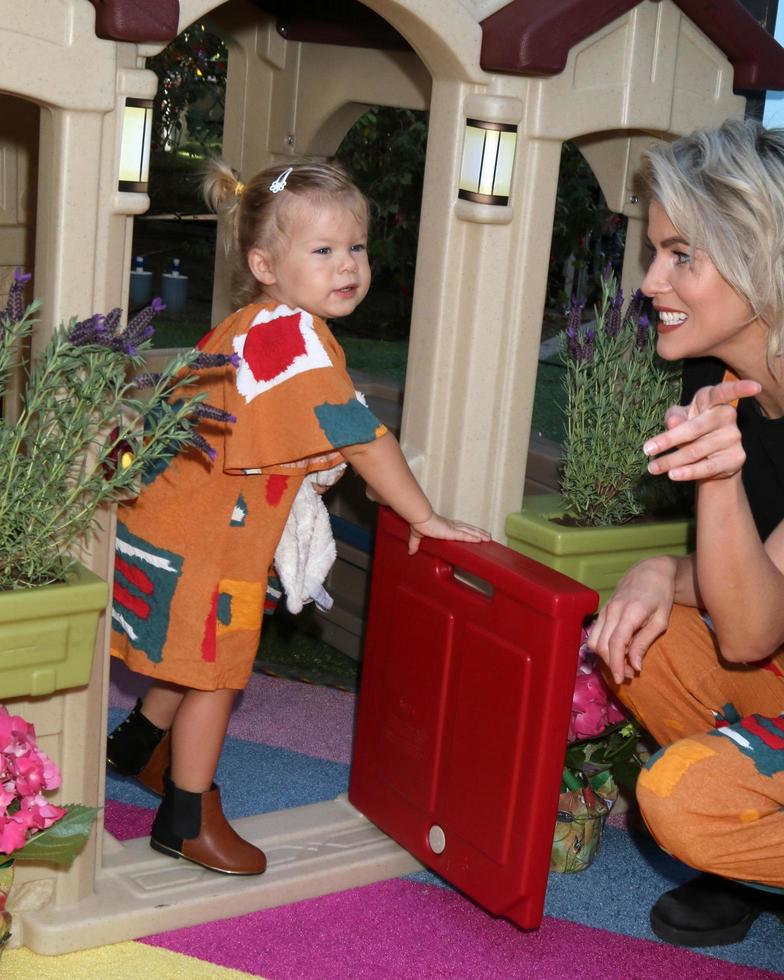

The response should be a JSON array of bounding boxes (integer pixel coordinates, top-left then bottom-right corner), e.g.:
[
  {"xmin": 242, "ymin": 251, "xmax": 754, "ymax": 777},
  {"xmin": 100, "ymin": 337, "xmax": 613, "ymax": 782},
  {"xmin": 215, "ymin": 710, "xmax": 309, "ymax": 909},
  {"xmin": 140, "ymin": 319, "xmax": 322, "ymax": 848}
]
[
  {"xmin": 532, "ymin": 359, "xmax": 567, "ymax": 444},
  {"xmin": 336, "ymin": 336, "xmax": 408, "ymax": 383},
  {"xmin": 148, "ymin": 313, "xmax": 209, "ymax": 349}
]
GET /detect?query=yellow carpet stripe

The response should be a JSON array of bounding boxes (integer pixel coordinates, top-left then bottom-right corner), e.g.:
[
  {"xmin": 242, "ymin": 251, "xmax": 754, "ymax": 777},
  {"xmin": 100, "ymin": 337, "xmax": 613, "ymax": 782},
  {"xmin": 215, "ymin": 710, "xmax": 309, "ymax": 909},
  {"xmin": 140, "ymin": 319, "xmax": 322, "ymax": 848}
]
[{"xmin": 4, "ymin": 941, "xmax": 264, "ymax": 979}]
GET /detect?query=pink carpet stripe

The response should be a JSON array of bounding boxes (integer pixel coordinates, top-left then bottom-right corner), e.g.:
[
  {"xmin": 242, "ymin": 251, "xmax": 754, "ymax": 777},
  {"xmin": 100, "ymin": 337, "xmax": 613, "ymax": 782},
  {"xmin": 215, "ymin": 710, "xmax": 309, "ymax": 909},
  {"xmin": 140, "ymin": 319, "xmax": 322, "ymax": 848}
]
[
  {"xmin": 142, "ymin": 877, "xmax": 778, "ymax": 980},
  {"xmin": 104, "ymin": 799, "xmax": 155, "ymax": 841},
  {"xmin": 109, "ymin": 661, "xmax": 355, "ymax": 764}
]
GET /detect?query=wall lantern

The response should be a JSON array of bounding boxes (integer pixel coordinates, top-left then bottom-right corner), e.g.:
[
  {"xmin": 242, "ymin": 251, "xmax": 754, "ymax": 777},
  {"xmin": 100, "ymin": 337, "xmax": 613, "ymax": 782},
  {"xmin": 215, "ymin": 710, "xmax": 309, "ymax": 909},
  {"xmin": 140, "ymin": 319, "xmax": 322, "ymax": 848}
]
[
  {"xmin": 118, "ymin": 98, "xmax": 153, "ymax": 193},
  {"xmin": 458, "ymin": 119, "xmax": 518, "ymax": 206}
]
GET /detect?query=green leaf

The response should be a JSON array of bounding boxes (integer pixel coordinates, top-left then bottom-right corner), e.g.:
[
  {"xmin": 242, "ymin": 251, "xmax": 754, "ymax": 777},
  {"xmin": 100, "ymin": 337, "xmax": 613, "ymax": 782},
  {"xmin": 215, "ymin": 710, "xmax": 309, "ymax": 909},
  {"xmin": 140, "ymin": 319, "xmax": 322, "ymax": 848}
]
[{"xmin": 11, "ymin": 805, "xmax": 98, "ymax": 866}]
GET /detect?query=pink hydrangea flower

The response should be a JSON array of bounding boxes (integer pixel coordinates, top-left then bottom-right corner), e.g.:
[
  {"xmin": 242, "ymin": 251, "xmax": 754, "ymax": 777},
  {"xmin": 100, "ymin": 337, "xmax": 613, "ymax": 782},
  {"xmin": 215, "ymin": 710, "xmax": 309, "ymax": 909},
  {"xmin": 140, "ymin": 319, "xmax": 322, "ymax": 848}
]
[
  {"xmin": 0, "ymin": 705, "xmax": 65, "ymax": 857},
  {"xmin": 568, "ymin": 631, "xmax": 629, "ymax": 742}
]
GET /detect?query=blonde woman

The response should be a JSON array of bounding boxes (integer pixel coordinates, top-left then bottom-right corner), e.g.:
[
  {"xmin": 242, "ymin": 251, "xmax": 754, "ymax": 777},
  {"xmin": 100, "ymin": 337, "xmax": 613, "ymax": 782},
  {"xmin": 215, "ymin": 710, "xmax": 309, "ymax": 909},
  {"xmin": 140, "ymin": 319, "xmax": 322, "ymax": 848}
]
[{"xmin": 589, "ymin": 118, "xmax": 784, "ymax": 946}]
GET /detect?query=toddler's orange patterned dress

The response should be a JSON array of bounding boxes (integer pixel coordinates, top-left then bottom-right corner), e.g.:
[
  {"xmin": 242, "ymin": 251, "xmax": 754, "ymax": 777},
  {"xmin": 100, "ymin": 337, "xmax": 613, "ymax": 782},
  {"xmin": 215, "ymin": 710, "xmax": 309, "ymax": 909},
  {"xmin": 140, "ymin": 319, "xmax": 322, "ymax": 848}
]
[{"xmin": 110, "ymin": 302, "xmax": 386, "ymax": 690}]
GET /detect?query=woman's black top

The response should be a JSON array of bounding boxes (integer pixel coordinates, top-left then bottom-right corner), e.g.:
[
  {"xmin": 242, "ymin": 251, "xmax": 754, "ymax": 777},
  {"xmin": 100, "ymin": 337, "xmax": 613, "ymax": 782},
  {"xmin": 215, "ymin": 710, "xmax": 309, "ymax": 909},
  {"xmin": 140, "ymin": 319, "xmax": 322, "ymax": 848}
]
[{"xmin": 683, "ymin": 357, "xmax": 784, "ymax": 541}]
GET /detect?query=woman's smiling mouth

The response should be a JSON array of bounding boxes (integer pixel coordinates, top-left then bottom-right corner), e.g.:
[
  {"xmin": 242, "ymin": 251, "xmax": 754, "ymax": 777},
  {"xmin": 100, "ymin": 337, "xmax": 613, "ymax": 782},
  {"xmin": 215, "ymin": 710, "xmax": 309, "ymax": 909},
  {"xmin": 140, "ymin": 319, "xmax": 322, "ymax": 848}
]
[{"xmin": 656, "ymin": 308, "xmax": 688, "ymax": 333}]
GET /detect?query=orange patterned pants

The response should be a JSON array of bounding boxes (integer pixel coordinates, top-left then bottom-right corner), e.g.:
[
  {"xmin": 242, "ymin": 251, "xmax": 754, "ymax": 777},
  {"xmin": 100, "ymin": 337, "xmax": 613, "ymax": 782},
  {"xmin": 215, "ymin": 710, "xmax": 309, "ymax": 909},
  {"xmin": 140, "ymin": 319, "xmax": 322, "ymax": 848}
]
[{"xmin": 608, "ymin": 605, "xmax": 784, "ymax": 889}]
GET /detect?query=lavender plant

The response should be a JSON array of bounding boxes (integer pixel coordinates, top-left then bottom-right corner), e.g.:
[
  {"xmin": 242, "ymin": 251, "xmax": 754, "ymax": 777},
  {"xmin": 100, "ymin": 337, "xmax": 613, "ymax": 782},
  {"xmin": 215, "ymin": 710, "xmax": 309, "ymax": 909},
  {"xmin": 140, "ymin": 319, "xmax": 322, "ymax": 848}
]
[
  {"xmin": 0, "ymin": 271, "xmax": 235, "ymax": 590},
  {"xmin": 560, "ymin": 268, "xmax": 681, "ymax": 527}
]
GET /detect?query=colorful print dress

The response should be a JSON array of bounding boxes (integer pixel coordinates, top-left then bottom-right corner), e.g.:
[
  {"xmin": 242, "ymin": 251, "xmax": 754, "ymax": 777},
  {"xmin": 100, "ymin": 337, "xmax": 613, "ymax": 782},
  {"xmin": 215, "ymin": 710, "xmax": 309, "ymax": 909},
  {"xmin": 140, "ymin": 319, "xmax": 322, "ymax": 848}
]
[{"xmin": 110, "ymin": 302, "xmax": 387, "ymax": 691}]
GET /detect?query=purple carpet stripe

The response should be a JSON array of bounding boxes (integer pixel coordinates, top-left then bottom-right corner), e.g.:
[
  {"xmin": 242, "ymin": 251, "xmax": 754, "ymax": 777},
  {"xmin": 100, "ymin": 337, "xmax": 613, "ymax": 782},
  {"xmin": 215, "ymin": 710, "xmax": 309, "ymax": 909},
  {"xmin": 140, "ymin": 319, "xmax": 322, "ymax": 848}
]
[
  {"xmin": 226, "ymin": 673, "xmax": 354, "ymax": 764},
  {"xmin": 104, "ymin": 799, "xmax": 155, "ymax": 841},
  {"xmin": 141, "ymin": 878, "xmax": 780, "ymax": 980},
  {"xmin": 109, "ymin": 660, "xmax": 355, "ymax": 764}
]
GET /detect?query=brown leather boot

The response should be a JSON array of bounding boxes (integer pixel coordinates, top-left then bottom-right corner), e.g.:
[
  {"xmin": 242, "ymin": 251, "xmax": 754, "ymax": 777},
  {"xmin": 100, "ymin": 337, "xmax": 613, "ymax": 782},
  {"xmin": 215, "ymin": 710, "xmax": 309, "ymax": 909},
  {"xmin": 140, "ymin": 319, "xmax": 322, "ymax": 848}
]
[
  {"xmin": 107, "ymin": 699, "xmax": 170, "ymax": 796},
  {"xmin": 134, "ymin": 731, "xmax": 170, "ymax": 796},
  {"xmin": 150, "ymin": 774, "xmax": 267, "ymax": 875}
]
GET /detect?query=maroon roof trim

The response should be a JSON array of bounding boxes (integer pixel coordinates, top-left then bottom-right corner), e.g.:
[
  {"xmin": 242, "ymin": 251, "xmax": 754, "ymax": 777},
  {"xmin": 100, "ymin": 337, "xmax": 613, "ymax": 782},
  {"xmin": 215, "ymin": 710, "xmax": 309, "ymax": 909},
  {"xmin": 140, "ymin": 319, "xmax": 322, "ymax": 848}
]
[
  {"xmin": 480, "ymin": 0, "xmax": 784, "ymax": 92},
  {"xmin": 88, "ymin": 0, "xmax": 180, "ymax": 44}
]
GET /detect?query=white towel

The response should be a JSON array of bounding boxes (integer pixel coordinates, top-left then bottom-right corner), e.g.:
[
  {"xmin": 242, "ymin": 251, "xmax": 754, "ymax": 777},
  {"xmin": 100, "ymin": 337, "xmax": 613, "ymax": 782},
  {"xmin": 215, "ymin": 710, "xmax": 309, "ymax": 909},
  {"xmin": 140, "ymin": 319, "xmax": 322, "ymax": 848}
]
[{"xmin": 274, "ymin": 462, "xmax": 346, "ymax": 614}]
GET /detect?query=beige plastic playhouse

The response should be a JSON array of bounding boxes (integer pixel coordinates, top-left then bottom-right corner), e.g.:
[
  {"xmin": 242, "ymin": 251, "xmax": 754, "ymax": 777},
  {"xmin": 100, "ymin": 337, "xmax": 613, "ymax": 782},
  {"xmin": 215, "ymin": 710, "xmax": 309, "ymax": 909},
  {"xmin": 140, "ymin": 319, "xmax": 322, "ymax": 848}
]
[{"xmin": 0, "ymin": 0, "xmax": 777, "ymax": 953}]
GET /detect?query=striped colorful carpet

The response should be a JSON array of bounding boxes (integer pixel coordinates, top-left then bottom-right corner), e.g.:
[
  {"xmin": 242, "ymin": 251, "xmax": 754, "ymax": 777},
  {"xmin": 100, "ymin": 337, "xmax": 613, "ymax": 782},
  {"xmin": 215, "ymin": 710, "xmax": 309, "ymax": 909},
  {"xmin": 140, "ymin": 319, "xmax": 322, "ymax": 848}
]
[{"xmin": 6, "ymin": 661, "xmax": 784, "ymax": 979}]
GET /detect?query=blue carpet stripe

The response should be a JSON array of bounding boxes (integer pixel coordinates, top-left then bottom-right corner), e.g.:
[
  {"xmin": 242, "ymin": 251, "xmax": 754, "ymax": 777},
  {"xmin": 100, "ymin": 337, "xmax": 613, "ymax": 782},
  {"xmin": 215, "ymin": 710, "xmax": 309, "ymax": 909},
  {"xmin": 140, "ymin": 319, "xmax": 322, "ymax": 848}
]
[{"xmin": 106, "ymin": 707, "xmax": 350, "ymax": 817}]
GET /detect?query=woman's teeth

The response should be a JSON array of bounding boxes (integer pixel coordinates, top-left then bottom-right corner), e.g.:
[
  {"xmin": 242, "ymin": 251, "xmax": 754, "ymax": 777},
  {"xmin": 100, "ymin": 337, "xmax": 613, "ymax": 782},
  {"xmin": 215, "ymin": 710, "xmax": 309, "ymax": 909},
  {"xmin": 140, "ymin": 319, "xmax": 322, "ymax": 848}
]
[{"xmin": 658, "ymin": 311, "xmax": 687, "ymax": 325}]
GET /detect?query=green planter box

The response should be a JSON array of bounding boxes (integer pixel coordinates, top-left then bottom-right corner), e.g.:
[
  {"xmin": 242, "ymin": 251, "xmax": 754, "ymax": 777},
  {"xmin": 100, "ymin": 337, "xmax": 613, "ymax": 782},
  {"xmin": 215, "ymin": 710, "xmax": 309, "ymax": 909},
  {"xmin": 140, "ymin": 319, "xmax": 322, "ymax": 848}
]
[
  {"xmin": 0, "ymin": 564, "xmax": 108, "ymax": 698},
  {"xmin": 505, "ymin": 494, "xmax": 694, "ymax": 607}
]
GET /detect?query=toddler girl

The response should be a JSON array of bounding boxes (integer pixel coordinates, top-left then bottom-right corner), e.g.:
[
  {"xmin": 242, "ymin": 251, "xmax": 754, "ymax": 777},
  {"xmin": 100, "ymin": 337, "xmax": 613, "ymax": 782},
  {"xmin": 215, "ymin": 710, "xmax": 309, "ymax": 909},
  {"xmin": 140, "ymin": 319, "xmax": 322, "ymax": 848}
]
[{"xmin": 107, "ymin": 161, "xmax": 489, "ymax": 875}]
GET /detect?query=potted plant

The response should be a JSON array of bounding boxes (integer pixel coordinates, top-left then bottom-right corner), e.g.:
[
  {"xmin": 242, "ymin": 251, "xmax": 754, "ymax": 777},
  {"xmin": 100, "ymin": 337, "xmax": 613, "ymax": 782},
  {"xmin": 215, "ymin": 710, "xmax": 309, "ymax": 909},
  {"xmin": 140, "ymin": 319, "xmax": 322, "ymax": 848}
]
[
  {"xmin": 0, "ymin": 270, "xmax": 233, "ymax": 698},
  {"xmin": 506, "ymin": 268, "xmax": 694, "ymax": 604},
  {"xmin": 551, "ymin": 634, "xmax": 648, "ymax": 873}
]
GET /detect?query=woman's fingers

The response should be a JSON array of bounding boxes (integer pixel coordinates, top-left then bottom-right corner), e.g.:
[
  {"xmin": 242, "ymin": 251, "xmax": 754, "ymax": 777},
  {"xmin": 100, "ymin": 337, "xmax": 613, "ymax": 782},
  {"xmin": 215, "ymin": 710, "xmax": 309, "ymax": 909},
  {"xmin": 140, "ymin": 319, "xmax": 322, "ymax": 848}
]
[
  {"xmin": 646, "ymin": 422, "xmax": 739, "ymax": 477},
  {"xmin": 588, "ymin": 603, "xmax": 639, "ymax": 684},
  {"xmin": 691, "ymin": 378, "xmax": 760, "ymax": 413},
  {"xmin": 664, "ymin": 404, "xmax": 689, "ymax": 430},
  {"xmin": 644, "ymin": 379, "xmax": 760, "ymax": 459},
  {"xmin": 644, "ymin": 403, "xmax": 737, "ymax": 458}
]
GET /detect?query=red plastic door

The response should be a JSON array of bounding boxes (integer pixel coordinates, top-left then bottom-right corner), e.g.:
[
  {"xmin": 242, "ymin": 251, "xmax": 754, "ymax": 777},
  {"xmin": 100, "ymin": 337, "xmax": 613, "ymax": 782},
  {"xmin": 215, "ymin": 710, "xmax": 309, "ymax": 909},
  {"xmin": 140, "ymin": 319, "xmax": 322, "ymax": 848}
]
[{"xmin": 349, "ymin": 507, "xmax": 598, "ymax": 930}]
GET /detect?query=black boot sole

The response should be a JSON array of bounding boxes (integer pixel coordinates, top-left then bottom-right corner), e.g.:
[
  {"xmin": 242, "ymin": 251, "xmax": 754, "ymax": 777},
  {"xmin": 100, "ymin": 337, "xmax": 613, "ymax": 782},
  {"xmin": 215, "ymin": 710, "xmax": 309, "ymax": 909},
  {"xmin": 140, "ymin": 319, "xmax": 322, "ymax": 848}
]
[{"xmin": 650, "ymin": 907, "xmax": 762, "ymax": 947}]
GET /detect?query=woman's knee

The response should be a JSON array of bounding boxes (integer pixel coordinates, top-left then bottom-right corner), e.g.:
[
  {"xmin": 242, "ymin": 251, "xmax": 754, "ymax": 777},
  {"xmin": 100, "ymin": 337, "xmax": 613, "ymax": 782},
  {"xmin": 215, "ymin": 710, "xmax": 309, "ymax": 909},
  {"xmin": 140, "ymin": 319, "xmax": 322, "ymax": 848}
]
[{"xmin": 636, "ymin": 735, "xmax": 729, "ymax": 872}]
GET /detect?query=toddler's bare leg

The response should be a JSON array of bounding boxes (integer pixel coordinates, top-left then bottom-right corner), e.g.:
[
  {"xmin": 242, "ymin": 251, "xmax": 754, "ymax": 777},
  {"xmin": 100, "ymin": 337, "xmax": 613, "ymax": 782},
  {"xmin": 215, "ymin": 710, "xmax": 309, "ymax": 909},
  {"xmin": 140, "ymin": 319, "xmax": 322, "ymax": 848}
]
[{"xmin": 170, "ymin": 687, "xmax": 237, "ymax": 792}]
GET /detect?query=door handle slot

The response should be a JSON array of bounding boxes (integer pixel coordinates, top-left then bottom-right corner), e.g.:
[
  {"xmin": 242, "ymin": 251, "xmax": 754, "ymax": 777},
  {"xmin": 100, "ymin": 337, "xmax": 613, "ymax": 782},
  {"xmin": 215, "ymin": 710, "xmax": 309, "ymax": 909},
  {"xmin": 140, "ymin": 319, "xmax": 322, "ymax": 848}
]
[{"xmin": 452, "ymin": 566, "xmax": 494, "ymax": 598}]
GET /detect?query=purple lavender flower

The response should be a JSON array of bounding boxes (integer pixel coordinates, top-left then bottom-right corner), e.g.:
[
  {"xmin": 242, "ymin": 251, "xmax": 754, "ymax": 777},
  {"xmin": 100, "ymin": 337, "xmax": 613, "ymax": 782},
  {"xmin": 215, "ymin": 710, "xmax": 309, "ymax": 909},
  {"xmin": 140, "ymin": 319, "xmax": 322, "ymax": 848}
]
[
  {"xmin": 115, "ymin": 302, "xmax": 158, "ymax": 356},
  {"xmin": 581, "ymin": 327, "xmax": 596, "ymax": 363},
  {"xmin": 625, "ymin": 288, "xmax": 645, "ymax": 326},
  {"xmin": 564, "ymin": 298, "xmax": 585, "ymax": 360},
  {"xmin": 565, "ymin": 324, "xmax": 580, "ymax": 360},
  {"xmin": 132, "ymin": 372, "xmax": 162, "ymax": 390},
  {"xmin": 189, "ymin": 430, "xmax": 217, "ymax": 462},
  {"xmin": 191, "ymin": 351, "xmax": 240, "ymax": 370},
  {"xmin": 605, "ymin": 288, "xmax": 624, "ymax": 338},
  {"xmin": 104, "ymin": 308, "xmax": 122, "ymax": 334},
  {"xmin": 66, "ymin": 314, "xmax": 109, "ymax": 347},
  {"xmin": 193, "ymin": 403, "xmax": 236, "ymax": 424},
  {"xmin": 3, "ymin": 268, "xmax": 32, "ymax": 325},
  {"xmin": 635, "ymin": 314, "xmax": 650, "ymax": 351}
]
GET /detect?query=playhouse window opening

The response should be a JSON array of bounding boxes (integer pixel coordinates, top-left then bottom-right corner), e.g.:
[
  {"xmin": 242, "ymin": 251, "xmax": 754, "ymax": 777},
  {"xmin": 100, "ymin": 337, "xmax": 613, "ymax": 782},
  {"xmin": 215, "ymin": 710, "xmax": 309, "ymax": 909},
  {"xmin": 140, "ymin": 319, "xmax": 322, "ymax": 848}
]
[
  {"xmin": 128, "ymin": 21, "xmax": 226, "ymax": 346},
  {"xmin": 326, "ymin": 105, "xmax": 428, "ymax": 387},
  {"xmin": 0, "ymin": 95, "xmax": 39, "ymax": 424},
  {"xmin": 529, "ymin": 141, "xmax": 627, "ymax": 472}
]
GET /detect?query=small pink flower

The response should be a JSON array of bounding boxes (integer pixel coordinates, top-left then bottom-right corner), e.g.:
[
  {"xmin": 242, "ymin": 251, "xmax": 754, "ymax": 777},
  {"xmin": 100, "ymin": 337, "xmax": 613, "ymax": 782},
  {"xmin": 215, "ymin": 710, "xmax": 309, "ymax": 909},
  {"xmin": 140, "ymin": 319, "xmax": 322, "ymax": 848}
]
[
  {"xmin": 11, "ymin": 753, "xmax": 46, "ymax": 796},
  {"xmin": 35, "ymin": 749, "xmax": 61, "ymax": 791},
  {"xmin": 0, "ymin": 813, "xmax": 30, "ymax": 855},
  {"xmin": 20, "ymin": 793, "xmax": 66, "ymax": 831}
]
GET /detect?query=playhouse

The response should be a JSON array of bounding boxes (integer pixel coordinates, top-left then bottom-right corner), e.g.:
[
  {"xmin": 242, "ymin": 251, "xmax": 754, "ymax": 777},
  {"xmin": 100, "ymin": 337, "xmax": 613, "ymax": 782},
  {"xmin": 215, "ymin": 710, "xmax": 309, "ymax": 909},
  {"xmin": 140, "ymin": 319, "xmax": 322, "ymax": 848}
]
[{"xmin": 1, "ymin": 0, "xmax": 782, "ymax": 954}]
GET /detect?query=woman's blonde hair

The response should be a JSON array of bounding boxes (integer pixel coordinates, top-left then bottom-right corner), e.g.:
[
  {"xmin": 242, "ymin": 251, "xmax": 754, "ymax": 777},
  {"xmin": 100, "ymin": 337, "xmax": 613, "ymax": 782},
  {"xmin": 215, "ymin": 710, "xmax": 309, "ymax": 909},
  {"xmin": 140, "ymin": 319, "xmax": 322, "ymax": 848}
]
[
  {"xmin": 643, "ymin": 118, "xmax": 784, "ymax": 361},
  {"xmin": 203, "ymin": 160, "xmax": 368, "ymax": 306}
]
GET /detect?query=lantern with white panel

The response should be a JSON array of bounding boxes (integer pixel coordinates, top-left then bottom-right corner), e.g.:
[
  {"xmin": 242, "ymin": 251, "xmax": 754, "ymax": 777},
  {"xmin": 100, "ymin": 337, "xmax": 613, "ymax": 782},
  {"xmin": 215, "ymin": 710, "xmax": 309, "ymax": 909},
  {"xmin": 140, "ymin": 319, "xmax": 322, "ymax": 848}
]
[
  {"xmin": 458, "ymin": 118, "xmax": 517, "ymax": 206},
  {"xmin": 455, "ymin": 96, "xmax": 521, "ymax": 225},
  {"xmin": 118, "ymin": 98, "xmax": 153, "ymax": 193}
]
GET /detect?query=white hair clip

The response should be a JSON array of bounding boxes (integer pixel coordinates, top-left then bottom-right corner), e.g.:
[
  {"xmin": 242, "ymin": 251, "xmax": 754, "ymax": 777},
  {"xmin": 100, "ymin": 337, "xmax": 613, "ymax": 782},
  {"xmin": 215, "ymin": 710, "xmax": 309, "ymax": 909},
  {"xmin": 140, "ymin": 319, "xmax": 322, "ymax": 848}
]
[{"xmin": 269, "ymin": 167, "xmax": 293, "ymax": 194}]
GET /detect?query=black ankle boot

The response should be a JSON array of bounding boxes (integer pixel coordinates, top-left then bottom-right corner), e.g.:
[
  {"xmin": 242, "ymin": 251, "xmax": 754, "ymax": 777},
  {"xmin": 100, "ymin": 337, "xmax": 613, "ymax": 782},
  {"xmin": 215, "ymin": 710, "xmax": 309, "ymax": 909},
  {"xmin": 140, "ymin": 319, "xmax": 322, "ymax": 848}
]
[
  {"xmin": 151, "ymin": 773, "xmax": 266, "ymax": 875},
  {"xmin": 107, "ymin": 699, "xmax": 170, "ymax": 795},
  {"xmin": 651, "ymin": 872, "xmax": 784, "ymax": 947}
]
